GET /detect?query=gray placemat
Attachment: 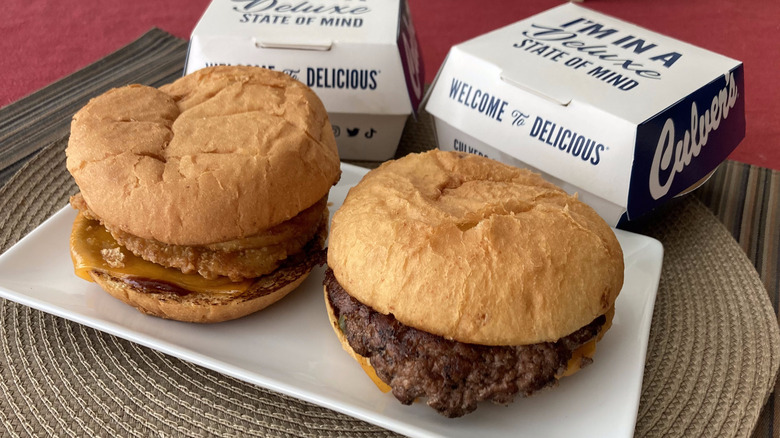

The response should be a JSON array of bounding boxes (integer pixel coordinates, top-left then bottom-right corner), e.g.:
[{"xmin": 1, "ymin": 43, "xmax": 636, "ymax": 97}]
[{"xmin": 1, "ymin": 28, "xmax": 779, "ymax": 437}]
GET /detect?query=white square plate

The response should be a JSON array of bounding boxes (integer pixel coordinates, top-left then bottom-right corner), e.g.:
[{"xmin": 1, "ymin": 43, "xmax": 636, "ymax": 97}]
[{"xmin": 0, "ymin": 163, "xmax": 662, "ymax": 438}]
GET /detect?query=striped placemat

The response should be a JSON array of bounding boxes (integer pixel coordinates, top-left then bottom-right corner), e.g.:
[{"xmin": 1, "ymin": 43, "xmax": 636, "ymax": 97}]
[
  {"xmin": 0, "ymin": 29, "xmax": 187, "ymax": 186},
  {"xmin": 0, "ymin": 28, "xmax": 778, "ymax": 438},
  {"xmin": 694, "ymin": 163, "xmax": 780, "ymax": 438}
]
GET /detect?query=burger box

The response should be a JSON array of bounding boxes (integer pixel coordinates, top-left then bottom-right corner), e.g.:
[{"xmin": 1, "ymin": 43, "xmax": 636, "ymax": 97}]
[
  {"xmin": 424, "ymin": 2, "xmax": 745, "ymax": 226},
  {"xmin": 184, "ymin": 0, "xmax": 425, "ymax": 161}
]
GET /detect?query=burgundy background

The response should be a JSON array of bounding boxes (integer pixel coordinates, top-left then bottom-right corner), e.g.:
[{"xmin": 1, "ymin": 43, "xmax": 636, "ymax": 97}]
[{"xmin": 3, "ymin": 0, "xmax": 777, "ymax": 170}]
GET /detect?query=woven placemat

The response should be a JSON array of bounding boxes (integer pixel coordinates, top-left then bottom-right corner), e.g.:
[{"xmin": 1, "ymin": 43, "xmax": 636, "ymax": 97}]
[
  {"xmin": 632, "ymin": 197, "xmax": 780, "ymax": 437},
  {"xmin": 1, "ymin": 28, "xmax": 779, "ymax": 437}
]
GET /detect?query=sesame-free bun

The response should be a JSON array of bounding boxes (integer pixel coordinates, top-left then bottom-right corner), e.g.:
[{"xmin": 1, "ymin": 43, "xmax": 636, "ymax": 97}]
[
  {"xmin": 66, "ymin": 66, "xmax": 341, "ymax": 246},
  {"xmin": 90, "ymin": 263, "xmax": 308, "ymax": 324},
  {"xmin": 327, "ymin": 150, "xmax": 624, "ymax": 346}
]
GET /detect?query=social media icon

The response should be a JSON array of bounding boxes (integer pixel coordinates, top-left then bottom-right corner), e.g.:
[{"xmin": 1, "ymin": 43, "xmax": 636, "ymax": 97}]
[{"xmin": 347, "ymin": 128, "xmax": 360, "ymax": 137}]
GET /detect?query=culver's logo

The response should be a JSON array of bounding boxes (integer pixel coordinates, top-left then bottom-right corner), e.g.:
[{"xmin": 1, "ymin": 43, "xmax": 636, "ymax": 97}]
[{"xmin": 649, "ymin": 72, "xmax": 738, "ymax": 199}]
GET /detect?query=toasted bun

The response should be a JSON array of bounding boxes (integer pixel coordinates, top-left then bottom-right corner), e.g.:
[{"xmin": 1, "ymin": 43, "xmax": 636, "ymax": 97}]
[
  {"xmin": 328, "ymin": 150, "xmax": 624, "ymax": 346},
  {"xmin": 66, "ymin": 66, "xmax": 341, "ymax": 245},
  {"xmin": 90, "ymin": 270, "xmax": 308, "ymax": 323}
]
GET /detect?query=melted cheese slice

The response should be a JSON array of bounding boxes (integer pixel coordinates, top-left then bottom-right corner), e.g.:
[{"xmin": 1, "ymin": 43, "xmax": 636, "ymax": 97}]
[
  {"xmin": 558, "ymin": 305, "xmax": 615, "ymax": 378},
  {"xmin": 559, "ymin": 338, "xmax": 598, "ymax": 377},
  {"xmin": 70, "ymin": 212, "xmax": 253, "ymax": 295},
  {"xmin": 356, "ymin": 355, "xmax": 392, "ymax": 393}
]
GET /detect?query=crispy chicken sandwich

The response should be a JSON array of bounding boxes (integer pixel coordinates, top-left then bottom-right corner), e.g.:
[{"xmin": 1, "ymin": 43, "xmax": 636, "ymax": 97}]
[
  {"xmin": 67, "ymin": 66, "xmax": 341, "ymax": 323},
  {"xmin": 324, "ymin": 150, "xmax": 623, "ymax": 417}
]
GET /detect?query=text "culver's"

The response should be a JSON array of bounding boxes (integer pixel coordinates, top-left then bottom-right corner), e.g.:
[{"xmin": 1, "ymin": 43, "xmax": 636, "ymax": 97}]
[{"xmin": 649, "ymin": 72, "xmax": 738, "ymax": 199}]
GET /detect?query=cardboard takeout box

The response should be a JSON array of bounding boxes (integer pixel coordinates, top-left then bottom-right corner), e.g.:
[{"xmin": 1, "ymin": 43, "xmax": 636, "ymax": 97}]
[
  {"xmin": 425, "ymin": 3, "xmax": 745, "ymax": 225},
  {"xmin": 186, "ymin": 0, "xmax": 425, "ymax": 161}
]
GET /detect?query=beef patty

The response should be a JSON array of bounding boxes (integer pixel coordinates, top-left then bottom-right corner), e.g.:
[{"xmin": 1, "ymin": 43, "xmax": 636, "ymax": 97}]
[{"xmin": 324, "ymin": 268, "xmax": 606, "ymax": 418}]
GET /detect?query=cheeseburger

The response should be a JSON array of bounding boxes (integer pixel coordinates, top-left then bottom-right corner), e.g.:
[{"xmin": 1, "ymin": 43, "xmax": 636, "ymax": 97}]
[
  {"xmin": 66, "ymin": 66, "xmax": 341, "ymax": 323},
  {"xmin": 324, "ymin": 150, "xmax": 624, "ymax": 417}
]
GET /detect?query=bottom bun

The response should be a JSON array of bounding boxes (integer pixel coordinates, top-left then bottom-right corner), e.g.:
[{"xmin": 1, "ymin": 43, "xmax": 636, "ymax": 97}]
[{"xmin": 91, "ymin": 269, "xmax": 310, "ymax": 323}]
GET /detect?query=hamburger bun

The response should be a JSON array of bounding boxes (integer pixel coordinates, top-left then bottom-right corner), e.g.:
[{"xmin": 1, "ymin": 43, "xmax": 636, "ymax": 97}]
[
  {"xmin": 324, "ymin": 150, "xmax": 624, "ymax": 416},
  {"xmin": 88, "ymin": 256, "xmax": 311, "ymax": 323},
  {"xmin": 67, "ymin": 66, "xmax": 339, "ymax": 245},
  {"xmin": 66, "ymin": 66, "xmax": 340, "ymax": 322}
]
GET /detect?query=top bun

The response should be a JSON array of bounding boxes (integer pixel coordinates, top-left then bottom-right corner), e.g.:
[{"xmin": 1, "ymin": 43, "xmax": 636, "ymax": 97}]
[
  {"xmin": 66, "ymin": 66, "xmax": 341, "ymax": 245},
  {"xmin": 327, "ymin": 150, "xmax": 624, "ymax": 346}
]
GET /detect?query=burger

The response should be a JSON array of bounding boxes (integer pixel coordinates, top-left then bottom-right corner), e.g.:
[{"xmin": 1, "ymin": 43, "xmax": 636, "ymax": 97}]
[
  {"xmin": 324, "ymin": 150, "xmax": 624, "ymax": 417},
  {"xmin": 66, "ymin": 66, "xmax": 341, "ymax": 323}
]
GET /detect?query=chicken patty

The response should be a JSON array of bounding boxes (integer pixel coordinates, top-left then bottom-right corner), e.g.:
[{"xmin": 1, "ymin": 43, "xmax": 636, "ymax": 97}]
[{"xmin": 71, "ymin": 193, "xmax": 327, "ymax": 280}]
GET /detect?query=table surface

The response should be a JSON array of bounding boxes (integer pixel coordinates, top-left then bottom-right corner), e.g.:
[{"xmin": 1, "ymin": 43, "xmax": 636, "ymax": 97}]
[{"xmin": 2, "ymin": 0, "xmax": 779, "ymax": 171}]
